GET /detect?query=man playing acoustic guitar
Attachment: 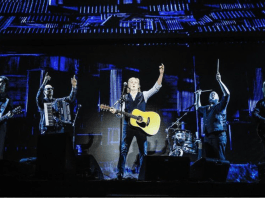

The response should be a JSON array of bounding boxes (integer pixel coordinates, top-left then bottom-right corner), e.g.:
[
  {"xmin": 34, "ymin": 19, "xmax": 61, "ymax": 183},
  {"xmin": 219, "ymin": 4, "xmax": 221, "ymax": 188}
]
[
  {"xmin": 253, "ymin": 81, "xmax": 265, "ymax": 162},
  {"xmin": 110, "ymin": 64, "xmax": 164, "ymax": 180}
]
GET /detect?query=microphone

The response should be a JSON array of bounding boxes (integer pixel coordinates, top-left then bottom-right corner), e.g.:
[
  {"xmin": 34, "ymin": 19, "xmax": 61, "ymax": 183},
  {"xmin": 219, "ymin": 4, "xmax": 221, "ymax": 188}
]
[
  {"xmin": 78, "ymin": 104, "xmax": 82, "ymax": 108},
  {"xmin": 122, "ymin": 82, "xmax": 127, "ymax": 95}
]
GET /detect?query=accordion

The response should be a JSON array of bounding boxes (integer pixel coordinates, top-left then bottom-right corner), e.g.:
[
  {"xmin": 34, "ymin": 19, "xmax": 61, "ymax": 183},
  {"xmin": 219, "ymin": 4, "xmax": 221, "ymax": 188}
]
[{"xmin": 44, "ymin": 99, "xmax": 72, "ymax": 127}]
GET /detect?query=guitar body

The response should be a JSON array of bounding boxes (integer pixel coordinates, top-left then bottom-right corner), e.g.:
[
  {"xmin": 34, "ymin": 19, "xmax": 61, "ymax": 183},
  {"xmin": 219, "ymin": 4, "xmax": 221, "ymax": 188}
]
[
  {"xmin": 99, "ymin": 104, "xmax": 161, "ymax": 136},
  {"xmin": 130, "ymin": 109, "xmax": 161, "ymax": 136}
]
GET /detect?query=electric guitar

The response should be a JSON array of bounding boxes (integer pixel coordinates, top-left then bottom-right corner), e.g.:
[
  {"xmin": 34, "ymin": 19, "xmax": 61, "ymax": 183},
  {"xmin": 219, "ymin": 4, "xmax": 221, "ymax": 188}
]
[
  {"xmin": 0, "ymin": 106, "xmax": 22, "ymax": 123},
  {"xmin": 100, "ymin": 104, "xmax": 161, "ymax": 136}
]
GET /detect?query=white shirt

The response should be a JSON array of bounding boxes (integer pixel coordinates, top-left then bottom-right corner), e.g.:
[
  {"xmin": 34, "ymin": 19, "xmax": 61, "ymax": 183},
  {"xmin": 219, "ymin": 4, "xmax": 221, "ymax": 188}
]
[{"xmin": 116, "ymin": 82, "xmax": 162, "ymax": 117}]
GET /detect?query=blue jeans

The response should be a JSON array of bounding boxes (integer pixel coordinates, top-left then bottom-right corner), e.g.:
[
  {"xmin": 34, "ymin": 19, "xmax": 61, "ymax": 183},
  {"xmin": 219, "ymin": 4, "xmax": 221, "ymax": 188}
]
[
  {"xmin": 204, "ymin": 131, "xmax": 227, "ymax": 160},
  {"xmin": 117, "ymin": 121, "xmax": 147, "ymax": 175}
]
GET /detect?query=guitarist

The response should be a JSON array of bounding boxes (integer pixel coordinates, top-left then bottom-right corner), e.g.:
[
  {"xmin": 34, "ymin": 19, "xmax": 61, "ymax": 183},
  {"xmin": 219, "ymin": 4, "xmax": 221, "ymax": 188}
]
[
  {"xmin": 36, "ymin": 72, "xmax": 77, "ymax": 134},
  {"xmin": 110, "ymin": 64, "xmax": 164, "ymax": 180},
  {"xmin": 0, "ymin": 76, "xmax": 13, "ymax": 159},
  {"xmin": 253, "ymin": 81, "xmax": 265, "ymax": 162}
]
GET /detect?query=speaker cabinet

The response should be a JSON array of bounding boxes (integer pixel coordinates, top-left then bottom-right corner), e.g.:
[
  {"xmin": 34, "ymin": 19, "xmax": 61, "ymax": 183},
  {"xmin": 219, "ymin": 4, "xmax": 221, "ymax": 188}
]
[
  {"xmin": 0, "ymin": 160, "xmax": 35, "ymax": 181},
  {"xmin": 36, "ymin": 133, "xmax": 76, "ymax": 179},
  {"xmin": 138, "ymin": 156, "xmax": 190, "ymax": 181},
  {"xmin": 190, "ymin": 157, "xmax": 230, "ymax": 182},
  {"xmin": 76, "ymin": 155, "xmax": 104, "ymax": 180}
]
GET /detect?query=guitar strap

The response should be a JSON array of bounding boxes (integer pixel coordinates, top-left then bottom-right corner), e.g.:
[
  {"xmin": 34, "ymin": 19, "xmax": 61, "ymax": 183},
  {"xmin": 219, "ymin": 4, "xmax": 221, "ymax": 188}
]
[{"xmin": 0, "ymin": 98, "xmax": 9, "ymax": 117}]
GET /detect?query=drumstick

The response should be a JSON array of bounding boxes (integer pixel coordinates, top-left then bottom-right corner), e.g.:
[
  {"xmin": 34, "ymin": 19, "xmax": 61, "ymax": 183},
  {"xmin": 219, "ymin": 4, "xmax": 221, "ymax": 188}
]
[
  {"xmin": 194, "ymin": 89, "xmax": 212, "ymax": 93},
  {"xmin": 217, "ymin": 59, "xmax": 219, "ymax": 74}
]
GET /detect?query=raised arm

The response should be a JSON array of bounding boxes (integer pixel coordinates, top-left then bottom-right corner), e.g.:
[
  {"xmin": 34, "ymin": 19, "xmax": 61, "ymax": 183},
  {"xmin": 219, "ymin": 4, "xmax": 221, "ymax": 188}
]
[
  {"xmin": 36, "ymin": 72, "xmax": 50, "ymax": 108},
  {"xmin": 65, "ymin": 75, "xmax": 77, "ymax": 103},
  {"xmin": 216, "ymin": 73, "xmax": 230, "ymax": 96},
  {"xmin": 143, "ymin": 64, "xmax": 164, "ymax": 102},
  {"xmin": 195, "ymin": 89, "xmax": 202, "ymax": 110},
  {"xmin": 157, "ymin": 63, "xmax": 164, "ymax": 85}
]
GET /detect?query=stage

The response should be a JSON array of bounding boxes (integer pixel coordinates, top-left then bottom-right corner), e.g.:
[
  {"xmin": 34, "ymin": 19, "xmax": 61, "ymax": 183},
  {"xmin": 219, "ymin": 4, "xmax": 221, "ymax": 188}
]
[
  {"xmin": 0, "ymin": 178, "xmax": 264, "ymax": 196},
  {"xmin": 0, "ymin": 157, "xmax": 264, "ymax": 196},
  {"xmin": 1, "ymin": 1, "xmax": 265, "ymax": 197}
]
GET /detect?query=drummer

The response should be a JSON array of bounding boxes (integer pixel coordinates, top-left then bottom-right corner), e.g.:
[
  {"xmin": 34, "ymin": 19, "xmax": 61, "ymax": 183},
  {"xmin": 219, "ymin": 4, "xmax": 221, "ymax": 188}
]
[{"xmin": 166, "ymin": 121, "xmax": 188, "ymax": 156}]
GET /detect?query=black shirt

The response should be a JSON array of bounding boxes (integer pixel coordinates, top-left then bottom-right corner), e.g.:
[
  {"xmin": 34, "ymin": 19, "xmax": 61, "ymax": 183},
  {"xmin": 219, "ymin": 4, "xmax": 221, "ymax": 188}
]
[
  {"xmin": 198, "ymin": 95, "xmax": 230, "ymax": 135},
  {"xmin": 253, "ymin": 98, "xmax": 265, "ymax": 131}
]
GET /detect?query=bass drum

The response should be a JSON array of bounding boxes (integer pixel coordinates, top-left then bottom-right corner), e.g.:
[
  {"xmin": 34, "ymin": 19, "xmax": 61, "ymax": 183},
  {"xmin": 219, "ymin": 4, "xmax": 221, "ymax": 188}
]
[{"xmin": 182, "ymin": 131, "xmax": 197, "ymax": 154}]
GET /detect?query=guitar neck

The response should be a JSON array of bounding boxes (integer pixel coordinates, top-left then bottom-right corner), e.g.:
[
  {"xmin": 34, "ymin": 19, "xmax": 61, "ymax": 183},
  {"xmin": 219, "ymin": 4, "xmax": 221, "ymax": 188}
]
[
  {"xmin": 116, "ymin": 109, "xmax": 138, "ymax": 120},
  {"xmin": 0, "ymin": 107, "xmax": 21, "ymax": 123}
]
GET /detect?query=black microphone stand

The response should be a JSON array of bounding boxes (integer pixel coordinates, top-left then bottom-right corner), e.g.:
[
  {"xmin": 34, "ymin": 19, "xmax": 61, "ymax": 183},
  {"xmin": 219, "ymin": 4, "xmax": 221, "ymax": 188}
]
[
  {"xmin": 166, "ymin": 112, "xmax": 188, "ymax": 131},
  {"xmin": 72, "ymin": 104, "xmax": 82, "ymax": 150},
  {"xmin": 113, "ymin": 83, "xmax": 127, "ymax": 154}
]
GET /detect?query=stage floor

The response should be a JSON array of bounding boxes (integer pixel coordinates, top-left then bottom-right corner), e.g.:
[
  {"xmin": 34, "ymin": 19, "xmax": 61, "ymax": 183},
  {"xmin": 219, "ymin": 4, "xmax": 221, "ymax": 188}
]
[
  {"xmin": 0, "ymin": 158, "xmax": 264, "ymax": 196},
  {"xmin": 0, "ymin": 178, "xmax": 264, "ymax": 196}
]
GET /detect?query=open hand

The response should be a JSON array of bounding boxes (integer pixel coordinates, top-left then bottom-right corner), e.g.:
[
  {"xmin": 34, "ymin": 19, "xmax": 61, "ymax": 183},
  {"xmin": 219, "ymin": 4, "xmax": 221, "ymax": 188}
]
[
  {"xmin": 109, "ymin": 107, "xmax": 116, "ymax": 114},
  {"xmin": 6, "ymin": 111, "xmax": 14, "ymax": 118},
  {"xmin": 216, "ymin": 73, "xmax": 221, "ymax": 82},
  {"xmin": 71, "ymin": 75, "xmax": 77, "ymax": 87},
  {"xmin": 43, "ymin": 72, "xmax": 51, "ymax": 84},
  {"xmin": 159, "ymin": 63, "xmax": 165, "ymax": 74},
  {"xmin": 195, "ymin": 89, "xmax": 202, "ymax": 95}
]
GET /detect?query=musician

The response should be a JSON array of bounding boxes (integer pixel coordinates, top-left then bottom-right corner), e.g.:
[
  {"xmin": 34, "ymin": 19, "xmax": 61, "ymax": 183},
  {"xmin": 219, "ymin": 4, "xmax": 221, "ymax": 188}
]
[
  {"xmin": 195, "ymin": 73, "xmax": 230, "ymax": 160},
  {"xmin": 36, "ymin": 72, "xmax": 77, "ymax": 134},
  {"xmin": 253, "ymin": 81, "xmax": 265, "ymax": 162},
  {"xmin": 110, "ymin": 64, "xmax": 164, "ymax": 180},
  {"xmin": 0, "ymin": 76, "xmax": 13, "ymax": 159}
]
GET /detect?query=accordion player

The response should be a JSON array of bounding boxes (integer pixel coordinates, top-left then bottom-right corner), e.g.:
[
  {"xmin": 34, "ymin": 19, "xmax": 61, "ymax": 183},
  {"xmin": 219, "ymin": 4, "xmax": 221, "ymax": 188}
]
[{"xmin": 44, "ymin": 99, "xmax": 72, "ymax": 132}]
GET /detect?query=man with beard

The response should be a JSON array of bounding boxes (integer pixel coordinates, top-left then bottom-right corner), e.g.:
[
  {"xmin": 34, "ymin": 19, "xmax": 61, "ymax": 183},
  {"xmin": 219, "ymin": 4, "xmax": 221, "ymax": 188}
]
[
  {"xmin": 253, "ymin": 81, "xmax": 265, "ymax": 162},
  {"xmin": 0, "ymin": 76, "xmax": 13, "ymax": 159},
  {"xmin": 36, "ymin": 72, "xmax": 77, "ymax": 134},
  {"xmin": 195, "ymin": 73, "xmax": 230, "ymax": 160}
]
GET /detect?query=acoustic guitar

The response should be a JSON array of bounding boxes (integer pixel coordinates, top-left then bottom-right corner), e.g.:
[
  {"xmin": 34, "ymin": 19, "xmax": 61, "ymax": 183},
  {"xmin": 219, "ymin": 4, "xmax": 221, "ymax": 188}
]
[{"xmin": 100, "ymin": 104, "xmax": 160, "ymax": 136}]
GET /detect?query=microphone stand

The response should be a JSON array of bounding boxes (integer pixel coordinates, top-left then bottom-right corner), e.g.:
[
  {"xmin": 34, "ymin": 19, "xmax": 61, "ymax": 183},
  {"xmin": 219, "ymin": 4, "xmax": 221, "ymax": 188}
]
[
  {"xmin": 114, "ymin": 84, "xmax": 127, "ymax": 155},
  {"xmin": 166, "ymin": 112, "xmax": 188, "ymax": 131},
  {"xmin": 119, "ymin": 96, "xmax": 124, "ymax": 154},
  {"xmin": 72, "ymin": 104, "xmax": 82, "ymax": 150},
  {"xmin": 166, "ymin": 103, "xmax": 195, "ymax": 131}
]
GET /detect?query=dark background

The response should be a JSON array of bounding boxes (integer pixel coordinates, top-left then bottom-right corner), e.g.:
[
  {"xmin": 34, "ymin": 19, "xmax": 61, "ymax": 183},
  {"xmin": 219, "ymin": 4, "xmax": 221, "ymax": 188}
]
[{"xmin": 0, "ymin": 42, "xmax": 264, "ymax": 178}]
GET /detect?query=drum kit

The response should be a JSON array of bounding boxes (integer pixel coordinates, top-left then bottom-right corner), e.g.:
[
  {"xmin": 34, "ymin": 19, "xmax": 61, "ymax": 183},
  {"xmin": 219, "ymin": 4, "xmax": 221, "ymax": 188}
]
[
  {"xmin": 166, "ymin": 112, "xmax": 202, "ymax": 157},
  {"xmin": 165, "ymin": 59, "xmax": 220, "ymax": 158}
]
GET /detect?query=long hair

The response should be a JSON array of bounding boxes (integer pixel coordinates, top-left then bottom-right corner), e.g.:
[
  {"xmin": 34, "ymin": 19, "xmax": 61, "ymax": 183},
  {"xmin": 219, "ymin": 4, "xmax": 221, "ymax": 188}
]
[{"xmin": 127, "ymin": 77, "xmax": 141, "ymax": 93}]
